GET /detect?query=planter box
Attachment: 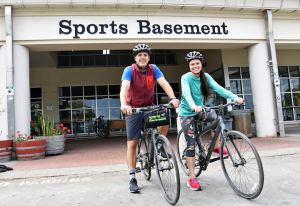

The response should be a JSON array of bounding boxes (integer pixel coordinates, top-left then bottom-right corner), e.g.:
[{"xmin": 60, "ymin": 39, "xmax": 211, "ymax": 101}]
[
  {"xmin": 15, "ymin": 139, "xmax": 46, "ymax": 161},
  {"xmin": 0, "ymin": 140, "xmax": 13, "ymax": 162},
  {"xmin": 41, "ymin": 135, "xmax": 66, "ymax": 155}
]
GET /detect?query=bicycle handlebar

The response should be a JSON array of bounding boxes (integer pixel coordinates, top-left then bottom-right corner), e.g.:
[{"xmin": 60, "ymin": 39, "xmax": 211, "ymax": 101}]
[
  {"xmin": 202, "ymin": 102, "xmax": 244, "ymax": 111},
  {"xmin": 131, "ymin": 103, "xmax": 173, "ymax": 114}
]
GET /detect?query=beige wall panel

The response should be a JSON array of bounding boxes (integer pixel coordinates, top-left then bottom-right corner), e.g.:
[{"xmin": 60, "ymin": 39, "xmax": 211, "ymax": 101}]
[
  {"xmin": 277, "ymin": 50, "xmax": 300, "ymax": 65},
  {"xmin": 0, "ymin": 17, "xmax": 4, "ymax": 42},
  {"xmin": 221, "ymin": 49, "xmax": 248, "ymax": 67},
  {"xmin": 274, "ymin": 19, "xmax": 300, "ymax": 40}
]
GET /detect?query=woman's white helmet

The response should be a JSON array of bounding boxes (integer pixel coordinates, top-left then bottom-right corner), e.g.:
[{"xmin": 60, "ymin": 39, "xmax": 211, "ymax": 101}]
[{"xmin": 185, "ymin": 51, "xmax": 206, "ymax": 66}]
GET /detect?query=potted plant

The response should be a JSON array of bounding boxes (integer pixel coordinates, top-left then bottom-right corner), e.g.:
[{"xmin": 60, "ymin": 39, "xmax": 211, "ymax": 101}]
[
  {"xmin": 32, "ymin": 115, "xmax": 70, "ymax": 155},
  {"xmin": 14, "ymin": 131, "xmax": 46, "ymax": 161},
  {"xmin": 0, "ymin": 131, "xmax": 13, "ymax": 162}
]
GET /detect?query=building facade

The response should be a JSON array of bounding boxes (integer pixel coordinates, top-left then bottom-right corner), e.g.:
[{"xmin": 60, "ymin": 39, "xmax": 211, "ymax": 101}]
[{"xmin": 1, "ymin": 0, "xmax": 300, "ymax": 140}]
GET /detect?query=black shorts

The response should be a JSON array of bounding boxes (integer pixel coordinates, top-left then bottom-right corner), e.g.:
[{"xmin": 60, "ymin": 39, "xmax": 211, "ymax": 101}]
[{"xmin": 125, "ymin": 113, "xmax": 144, "ymax": 141}]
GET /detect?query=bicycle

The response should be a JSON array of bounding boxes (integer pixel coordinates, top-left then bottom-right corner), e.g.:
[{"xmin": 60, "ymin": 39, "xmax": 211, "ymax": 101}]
[
  {"xmin": 93, "ymin": 115, "xmax": 108, "ymax": 138},
  {"xmin": 132, "ymin": 104, "xmax": 180, "ymax": 205},
  {"xmin": 177, "ymin": 102, "xmax": 264, "ymax": 199}
]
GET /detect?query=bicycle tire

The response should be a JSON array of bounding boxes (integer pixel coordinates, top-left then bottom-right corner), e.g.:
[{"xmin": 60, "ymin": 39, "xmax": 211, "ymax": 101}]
[
  {"xmin": 154, "ymin": 134, "xmax": 180, "ymax": 205},
  {"xmin": 220, "ymin": 130, "xmax": 264, "ymax": 199},
  {"xmin": 94, "ymin": 124, "xmax": 108, "ymax": 138},
  {"xmin": 176, "ymin": 129, "xmax": 202, "ymax": 177},
  {"xmin": 137, "ymin": 136, "xmax": 151, "ymax": 181}
]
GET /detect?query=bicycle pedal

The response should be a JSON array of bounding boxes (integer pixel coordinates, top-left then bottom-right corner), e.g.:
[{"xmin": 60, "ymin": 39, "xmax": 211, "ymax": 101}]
[{"xmin": 135, "ymin": 167, "xmax": 141, "ymax": 173}]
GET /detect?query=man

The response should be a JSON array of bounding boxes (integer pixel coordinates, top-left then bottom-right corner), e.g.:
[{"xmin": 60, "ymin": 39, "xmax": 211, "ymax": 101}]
[{"xmin": 120, "ymin": 44, "xmax": 179, "ymax": 193}]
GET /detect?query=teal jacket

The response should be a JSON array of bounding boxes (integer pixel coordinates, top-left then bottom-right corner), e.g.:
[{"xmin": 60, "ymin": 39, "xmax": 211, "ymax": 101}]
[{"xmin": 179, "ymin": 72, "xmax": 238, "ymax": 116}]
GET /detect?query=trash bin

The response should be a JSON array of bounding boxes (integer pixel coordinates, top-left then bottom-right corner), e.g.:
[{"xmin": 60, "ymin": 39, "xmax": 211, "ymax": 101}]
[{"xmin": 230, "ymin": 110, "xmax": 252, "ymax": 137}]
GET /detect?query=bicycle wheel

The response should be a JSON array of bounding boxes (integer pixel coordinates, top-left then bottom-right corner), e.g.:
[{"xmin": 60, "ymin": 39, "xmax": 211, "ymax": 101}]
[
  {"xmin": 137, "ymin": 136, "xmax": 151, "ymax": 181},
  {"xmin": 176, "ymin": 129, "xmax": 202, "ymax": 177},
  {"xmin": 220, "ymin": 130, "xmax": 264, "ymax": 199},
  {"xmin": 154, "ymin": 134, "xmax": 180, "ymax": 205}
]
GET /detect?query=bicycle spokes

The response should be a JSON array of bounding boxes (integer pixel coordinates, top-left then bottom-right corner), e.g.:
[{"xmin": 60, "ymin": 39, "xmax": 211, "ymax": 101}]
[
  {"xmin": 155, "ymin": 134, "xmax": 180, "ymax": 205},
  {"xmin": 221, "ymin": 131, "xmax": 264, "ymax": 199}
]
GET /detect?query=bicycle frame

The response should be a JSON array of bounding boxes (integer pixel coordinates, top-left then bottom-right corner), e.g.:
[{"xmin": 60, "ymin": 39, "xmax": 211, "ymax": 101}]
[{"xmin": 195, "ymin": 103, "xmax": 245, "ymax": 170}]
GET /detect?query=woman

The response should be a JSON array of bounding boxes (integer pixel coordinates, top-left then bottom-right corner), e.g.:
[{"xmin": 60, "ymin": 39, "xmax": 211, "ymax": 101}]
[{"xmin": 179, "ymin": 51, "xmax": 244, "ymax": 191}]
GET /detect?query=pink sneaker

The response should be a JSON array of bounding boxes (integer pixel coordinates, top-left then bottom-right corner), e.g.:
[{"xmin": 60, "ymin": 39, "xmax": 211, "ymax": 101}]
[
  {"xmin": 187, "ymin": 178, "xmax": 201, "ymax": 191},
  {"xmin": 213, "ymin": 147, "xmax": 228, "ymax": 156}
]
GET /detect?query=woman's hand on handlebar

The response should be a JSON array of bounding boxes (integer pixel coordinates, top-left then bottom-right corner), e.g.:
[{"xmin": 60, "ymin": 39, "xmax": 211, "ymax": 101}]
[
  {"xmin": 235, "ymin": 97, "xmax": 244, "ymax": 105},
  {"xmin": 120, "ymin": 105, "xmax": 132, "ymax": 115},
  {"xmin": 192, "ymin": 106, "xmax": 203, "ymax": 113}
]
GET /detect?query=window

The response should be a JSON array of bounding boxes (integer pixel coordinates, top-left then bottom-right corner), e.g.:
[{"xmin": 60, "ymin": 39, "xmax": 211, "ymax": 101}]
[
  {"xmin": 279, "ymin": 66, "xmax": 300, "ymax": 121},
  {"xmin": 228, "ymin": 67, "xmax": 253, "ymax": 110},
  {"xmin": 59, "ymin": 85, "xmax": 122, "ymax": 134},
  {"xmin": 30, "ymin": 88, "xmax": 42, "ymax": 121},
  {"xmin": 59, "ymin": 81, "xmax": 181, "ymax": 134},
  {"xmin": 57, "ymin": 50, "xmax": 177, "ymax": 68}
]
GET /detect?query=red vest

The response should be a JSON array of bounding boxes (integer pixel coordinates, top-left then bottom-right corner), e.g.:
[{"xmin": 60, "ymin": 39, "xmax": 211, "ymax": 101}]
[{"xmin": 127, "ymin": 64, "xmax": 155, "ymax": 107}]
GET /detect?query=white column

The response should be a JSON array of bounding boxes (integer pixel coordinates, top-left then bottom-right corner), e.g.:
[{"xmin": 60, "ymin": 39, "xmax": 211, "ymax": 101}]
[
  {"xmin": 0, "ymin": 46, "xmax": 8, "ymax": 140},
  {"xmin": 248, "ymin": 42, "xmax": 277, "ymax": 137},
  {"xmin": 14, "ymin": 45, "xmax": 31, "ymax": 136}
]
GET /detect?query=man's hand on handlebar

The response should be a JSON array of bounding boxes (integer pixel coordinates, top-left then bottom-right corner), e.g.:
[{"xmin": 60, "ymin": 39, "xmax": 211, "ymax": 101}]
[
  {"xmin": 121, "ymin": 105, "xmax": 132, "ymax": 115},
  {"xmin": 169, "ymin": 98, "xmax": 180, "ymax": 108}
]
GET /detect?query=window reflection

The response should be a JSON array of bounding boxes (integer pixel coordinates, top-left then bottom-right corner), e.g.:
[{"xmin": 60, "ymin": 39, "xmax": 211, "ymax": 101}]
[
  {"xmin": 228, "ymin": 67, "xmax": 241, "ymax": 79},
  {"xmin": 110, "ymin": 108, "xmax": 121, "ymax": 120},
  {"xmin": 291, "ymin": 78, "xmax": 300, "ymax": 92},
  {"xmin": 244, "ymin": 95, "xmax": 253, "ymax": 110},
  {"xmin": 97, "ymin": 97, "xmax": 109, "ymax": 107},
  {"xmin": 85, "ymin": 109, "xmax": 96, "ymax": 120},
  {"xmin": 230, "ymin": 80, "xmax": 242, "ymax": 94},
  {"xmin": 293, "ymin": 93, "xmax": 300, "ymax": 106},
  {"xmin": 280, "ymin": 79, "xmax": 290, "ymax": 93},
  {"xmin": 109, "ymin": 97, "xmax": 121, "ymax": 107},
  {"xmin": 281, "ymin": 93, "xmax": 292, "ymax": 107},
  {"xmin": 283, "ymin": 108, "xmax": 294, "ymax": 121},
  {"xmin": 71, "ymin": 98, "xmax": 84, "ymax": 109},
  {"xmin": 295, "ymin": 108, "xmax": 300, "ymax": 120},
  {"xmin": 278, "ymin": 66, "xmax": 289, "ymax": 77},
  {"xmin": 59, "ymin": 83, "xmax": 180, "ymax": 133},
  {"xmin": 242, "ymin": 80, "xmax": 252, "ymax": 94},
  {"xmin": 241, "ymin": 67, "xmax": 250, "ymax": 78},
  {"xmin": 289, "ymin": 66, "xmax": 300, "ymax": 77},
  {"xmin": 84, "ymin": 97, "xmax": 96, "ymax": 109}
]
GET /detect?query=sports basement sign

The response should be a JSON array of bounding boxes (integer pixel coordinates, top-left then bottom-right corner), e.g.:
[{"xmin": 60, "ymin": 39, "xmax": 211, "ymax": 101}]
[
  {"xmin": 12, "ymin": 16, "xmax": 265, "ymax": 40},
  {"xmin": 59, "ymin": 19, "xmax": 229, "ymax": 39}
]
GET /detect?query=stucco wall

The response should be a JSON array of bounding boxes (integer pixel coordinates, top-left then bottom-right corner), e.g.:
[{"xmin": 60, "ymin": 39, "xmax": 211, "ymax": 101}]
[
  {"xmin": 277, "ymin": 50, "xmax": 300, "ymax": 65},
  {"xmin": 221, "ymin": 49, "xmax": 248, "ymax": 67}
]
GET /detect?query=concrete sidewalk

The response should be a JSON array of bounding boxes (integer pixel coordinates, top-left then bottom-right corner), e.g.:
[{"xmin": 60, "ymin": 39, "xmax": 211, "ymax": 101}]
[{"xmin": 1, "ymin": 135, "xmax": 300, "ymax": 180}]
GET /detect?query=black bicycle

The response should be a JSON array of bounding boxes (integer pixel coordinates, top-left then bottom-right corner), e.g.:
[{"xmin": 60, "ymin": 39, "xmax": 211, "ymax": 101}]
[
  {"xmin": 133, "ymin": 104, "xmax": 180, "ymax": 205},
  {"xmin": 93, "ymin": 115, "xmax": 108, "ymax": 137},
  {"xmin": 177, "ymin": 102, "xmax": 264, "ymax": 199}
]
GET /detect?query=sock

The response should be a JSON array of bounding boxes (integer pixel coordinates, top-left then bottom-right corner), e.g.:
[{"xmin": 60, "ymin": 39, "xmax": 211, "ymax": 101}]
[{"xmin": 129, "ymin": 168, "xmax": 136, "ymax": 180}]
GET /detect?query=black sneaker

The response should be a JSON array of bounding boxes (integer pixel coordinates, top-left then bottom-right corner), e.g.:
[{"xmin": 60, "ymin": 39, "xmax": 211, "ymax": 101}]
[{"xmin": 129, "ymin": 178, "xmax": 139, "ymax": 193}]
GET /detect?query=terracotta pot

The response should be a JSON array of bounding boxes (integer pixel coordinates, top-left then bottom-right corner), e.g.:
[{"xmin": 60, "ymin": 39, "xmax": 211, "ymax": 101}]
[
  {"xmin": 0, "ymin": 140, "xmax": 13, "ymax": 162},
  {"xmin": 15, "ymin": 139, "xmax": 46, "ymax": 161}
]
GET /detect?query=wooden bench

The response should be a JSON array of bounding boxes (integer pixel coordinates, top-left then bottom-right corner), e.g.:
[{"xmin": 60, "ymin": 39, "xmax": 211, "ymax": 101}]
[{"xmin": 107, "ymin": 120, "xmax": 126, "ymax": 136}]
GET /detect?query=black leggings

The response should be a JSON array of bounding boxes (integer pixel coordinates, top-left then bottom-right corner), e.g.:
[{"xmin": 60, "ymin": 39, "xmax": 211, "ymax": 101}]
[{"xmin": 180, "ymin": 110, "xmax": 217, "ymax": 157}]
